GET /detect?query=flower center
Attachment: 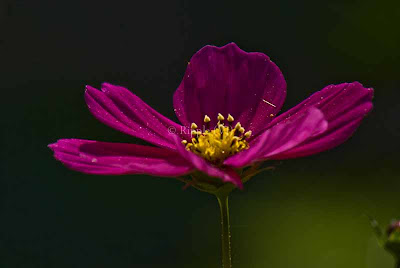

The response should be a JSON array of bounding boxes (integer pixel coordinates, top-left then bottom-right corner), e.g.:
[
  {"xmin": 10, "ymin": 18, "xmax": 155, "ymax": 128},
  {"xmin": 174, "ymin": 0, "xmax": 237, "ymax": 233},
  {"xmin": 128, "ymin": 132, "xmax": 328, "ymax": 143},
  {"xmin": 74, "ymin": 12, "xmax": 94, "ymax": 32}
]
[{"xmin": 182, "ymin": 113, "xmax": 251, "ymax": 165}]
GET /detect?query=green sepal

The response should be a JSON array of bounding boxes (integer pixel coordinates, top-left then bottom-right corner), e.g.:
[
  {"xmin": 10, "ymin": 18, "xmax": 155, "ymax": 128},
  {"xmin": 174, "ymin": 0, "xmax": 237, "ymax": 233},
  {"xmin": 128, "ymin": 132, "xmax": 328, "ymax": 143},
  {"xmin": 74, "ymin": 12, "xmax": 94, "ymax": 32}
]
[
  {"xmin": 385, "ymin": 230, "xmax": 400, "ymax": 259},
  {"xmin": 177, "ymin": 163, "xmax": 274, "ymax": 196}
]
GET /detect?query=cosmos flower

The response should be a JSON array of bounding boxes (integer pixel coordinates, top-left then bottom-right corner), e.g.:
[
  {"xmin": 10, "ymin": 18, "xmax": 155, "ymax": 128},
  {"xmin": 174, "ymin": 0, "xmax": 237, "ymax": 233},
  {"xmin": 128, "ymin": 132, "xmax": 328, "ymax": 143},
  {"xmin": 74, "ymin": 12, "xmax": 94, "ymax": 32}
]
[{"xmin": 49, "ymin": 43, "xmax": 373, "ymax": 191}]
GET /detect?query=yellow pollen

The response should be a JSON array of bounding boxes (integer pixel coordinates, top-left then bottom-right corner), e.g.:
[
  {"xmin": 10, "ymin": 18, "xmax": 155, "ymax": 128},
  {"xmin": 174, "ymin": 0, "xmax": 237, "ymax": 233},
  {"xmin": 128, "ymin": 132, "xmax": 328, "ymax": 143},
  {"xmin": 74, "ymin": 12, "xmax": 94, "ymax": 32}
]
[
  {"xmin": 184, "ymin": 114, "xmax": 250, "ymax": 165},
  {"xmin": 181, "ymin": 140, "xmax": 188, "ymax": 145},
  {"xmin": 191, "ymin": 123, "xmax": 198, "ymax": 129},
  {"xmin": 217, "ymin": 113, "xmax": 225, "ymax": 121},
  {"xmin": 234, "ymin": 122, "xmax": 241, "ymax": 130},
  {"xmin": 227, "ymin": 114, "xmax": 234, "ymax": 122},
  {"xmin": 204, "ymin": 115, "xmax": 211, "ymax": 123}
]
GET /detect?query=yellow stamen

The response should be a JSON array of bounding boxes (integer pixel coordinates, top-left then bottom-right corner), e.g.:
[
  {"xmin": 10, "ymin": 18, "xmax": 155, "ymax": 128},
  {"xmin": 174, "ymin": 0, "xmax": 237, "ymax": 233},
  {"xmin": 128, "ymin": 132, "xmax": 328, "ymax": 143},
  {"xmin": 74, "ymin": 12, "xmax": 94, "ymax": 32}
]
[
  {"xmin": 191, "ymin": 123, "xmax": 198, "ymax": 129},
  {"xmin": 184, "ymin": 114, "xmax": 251, "ymax": 165},
  {"xmin": 181, "ymin": 140, "xmax": 188, "ymax": 145},
  {"xmin": 204, "ymin": 115, "xmax": 211, "ymax": 123},
  {"xmin": 227, "ymin": 114, "xmax": 234, "ymax": 122},
  {"xmin": 217, "ymin": 113, "xmax": 225, "ymax": 121}
]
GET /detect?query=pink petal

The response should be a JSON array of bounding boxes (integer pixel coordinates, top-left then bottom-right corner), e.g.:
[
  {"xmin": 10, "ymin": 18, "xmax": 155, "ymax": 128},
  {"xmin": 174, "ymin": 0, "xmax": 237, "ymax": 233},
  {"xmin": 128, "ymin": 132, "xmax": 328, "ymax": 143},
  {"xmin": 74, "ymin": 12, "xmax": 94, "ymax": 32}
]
[
  {"xmin": 171, "ymin": 135, "xmax": 243, "ymax": 189},
  {"xmin": 224, "ymin": 107, "xmax": 327, "ymax": 167},
  {"xmin": 48, "ymin": 139, "xmax": 193, "ymax": 177},
  {"xmin": 173, "ymin": 43, "xmax": 286, "ymax": 135},
  {"xmin": 85, "ymin": 84, "xmax": 187, "ymax": 150},
  {"xmin": 266, "ymin": 82, "xmax": 374, "ymax": 159}
]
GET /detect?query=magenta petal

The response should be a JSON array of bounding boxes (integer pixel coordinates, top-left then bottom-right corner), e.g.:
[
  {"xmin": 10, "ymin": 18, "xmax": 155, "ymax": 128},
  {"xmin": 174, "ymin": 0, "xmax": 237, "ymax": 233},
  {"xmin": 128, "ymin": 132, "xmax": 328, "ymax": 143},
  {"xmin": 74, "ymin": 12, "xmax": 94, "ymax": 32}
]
[
  {"xmin": 85, "ymin": 84, "xmax": 187, "ymax": 150},
  {"xmin": 267, "ymin": 82, "xmax": 374, "ymax": 159},
  {"xmin": 173, "ymin": 43, "xmax": 286, "ymax": 134},
  {"xmin": 224, "ymin": 107, "xmax": 327, "ymax": 167},
  {"xmin": 171, "ymin": 135, "xmax": 243, "ymax": 189},
  {"xmin": 49, "ymin": 139, "xmax": 193, "ymax": 177}
]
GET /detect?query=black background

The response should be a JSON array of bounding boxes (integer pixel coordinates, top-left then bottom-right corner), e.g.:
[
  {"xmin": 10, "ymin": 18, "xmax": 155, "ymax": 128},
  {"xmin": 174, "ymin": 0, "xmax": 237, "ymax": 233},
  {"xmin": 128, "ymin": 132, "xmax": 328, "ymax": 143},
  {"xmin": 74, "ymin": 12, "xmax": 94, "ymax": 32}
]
[{"xmin": 1, "ymin": 0, "xmax": 399, "ymax": 267}]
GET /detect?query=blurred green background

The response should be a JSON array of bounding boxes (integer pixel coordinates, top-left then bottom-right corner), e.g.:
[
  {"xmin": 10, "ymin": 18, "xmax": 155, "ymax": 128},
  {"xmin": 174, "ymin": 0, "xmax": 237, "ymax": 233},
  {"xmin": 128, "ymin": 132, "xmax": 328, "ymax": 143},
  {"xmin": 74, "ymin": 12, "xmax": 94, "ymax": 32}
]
[{"xmin": 1, "ymin": 0, "xmax": 399, "ymax": 267}]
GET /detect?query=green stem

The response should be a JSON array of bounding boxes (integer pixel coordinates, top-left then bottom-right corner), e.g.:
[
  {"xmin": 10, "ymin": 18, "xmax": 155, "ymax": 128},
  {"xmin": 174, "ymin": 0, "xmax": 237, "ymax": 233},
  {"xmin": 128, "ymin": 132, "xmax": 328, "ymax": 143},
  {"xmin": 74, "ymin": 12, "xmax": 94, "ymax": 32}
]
[
  {"xmin": 216, "ymin": 193, "xmax": 232, "ymax": 268},
  {"xmin": 396, "ymin": 259, "xmax": 400, "ymax": 268}
]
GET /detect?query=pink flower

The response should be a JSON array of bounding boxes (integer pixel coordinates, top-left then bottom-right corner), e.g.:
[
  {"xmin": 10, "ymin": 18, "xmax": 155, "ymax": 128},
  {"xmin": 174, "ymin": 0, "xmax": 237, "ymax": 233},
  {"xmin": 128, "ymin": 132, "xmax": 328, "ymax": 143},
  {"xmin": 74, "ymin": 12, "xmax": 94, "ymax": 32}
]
[{"xmin": 49, "ymin": 43, "xmax": 373, "ymax": 190}]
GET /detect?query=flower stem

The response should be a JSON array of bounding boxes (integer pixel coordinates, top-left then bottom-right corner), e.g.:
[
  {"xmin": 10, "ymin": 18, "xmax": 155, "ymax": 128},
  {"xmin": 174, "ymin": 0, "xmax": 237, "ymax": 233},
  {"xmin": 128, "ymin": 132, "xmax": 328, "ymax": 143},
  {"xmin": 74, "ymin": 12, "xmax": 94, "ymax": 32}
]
[
  {"xmin": 396, "ymin": 259, "xmax": 400, "ymax": 268},
  {"xmin": 216, "ymin": 193, "xmax": 232, "ymax": 268}
]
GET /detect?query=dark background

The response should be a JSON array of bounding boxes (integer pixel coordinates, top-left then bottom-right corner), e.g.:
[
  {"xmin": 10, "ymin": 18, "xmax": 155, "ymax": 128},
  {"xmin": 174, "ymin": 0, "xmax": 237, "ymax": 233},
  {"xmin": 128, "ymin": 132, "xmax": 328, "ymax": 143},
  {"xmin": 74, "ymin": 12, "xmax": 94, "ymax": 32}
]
[{"xmin": 1, "ymin": 0, "xmax": 399, "ymax": 267}]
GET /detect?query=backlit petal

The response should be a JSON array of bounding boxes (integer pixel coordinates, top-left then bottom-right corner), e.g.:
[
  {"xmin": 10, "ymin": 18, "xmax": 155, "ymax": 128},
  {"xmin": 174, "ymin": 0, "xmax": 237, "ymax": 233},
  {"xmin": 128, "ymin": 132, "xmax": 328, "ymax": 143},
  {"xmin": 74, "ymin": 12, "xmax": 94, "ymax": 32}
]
[
  {"xmin": 49, "ymin": 139, "xmax": 193, "ymax": 177},
  {"xmin": 173, "ymin": 43, "xmax": 286, "ymax": 135},
  {"xmin": 266, "ymin": 82, "xmax": 373, "ymax": 159},
  {"xmin": 224, "ymin": 107, "xmax": 327, "ymax": 167},
  {"xmin": 85, "ymin": 84, "xmax": 187, "ymax": 150}
]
